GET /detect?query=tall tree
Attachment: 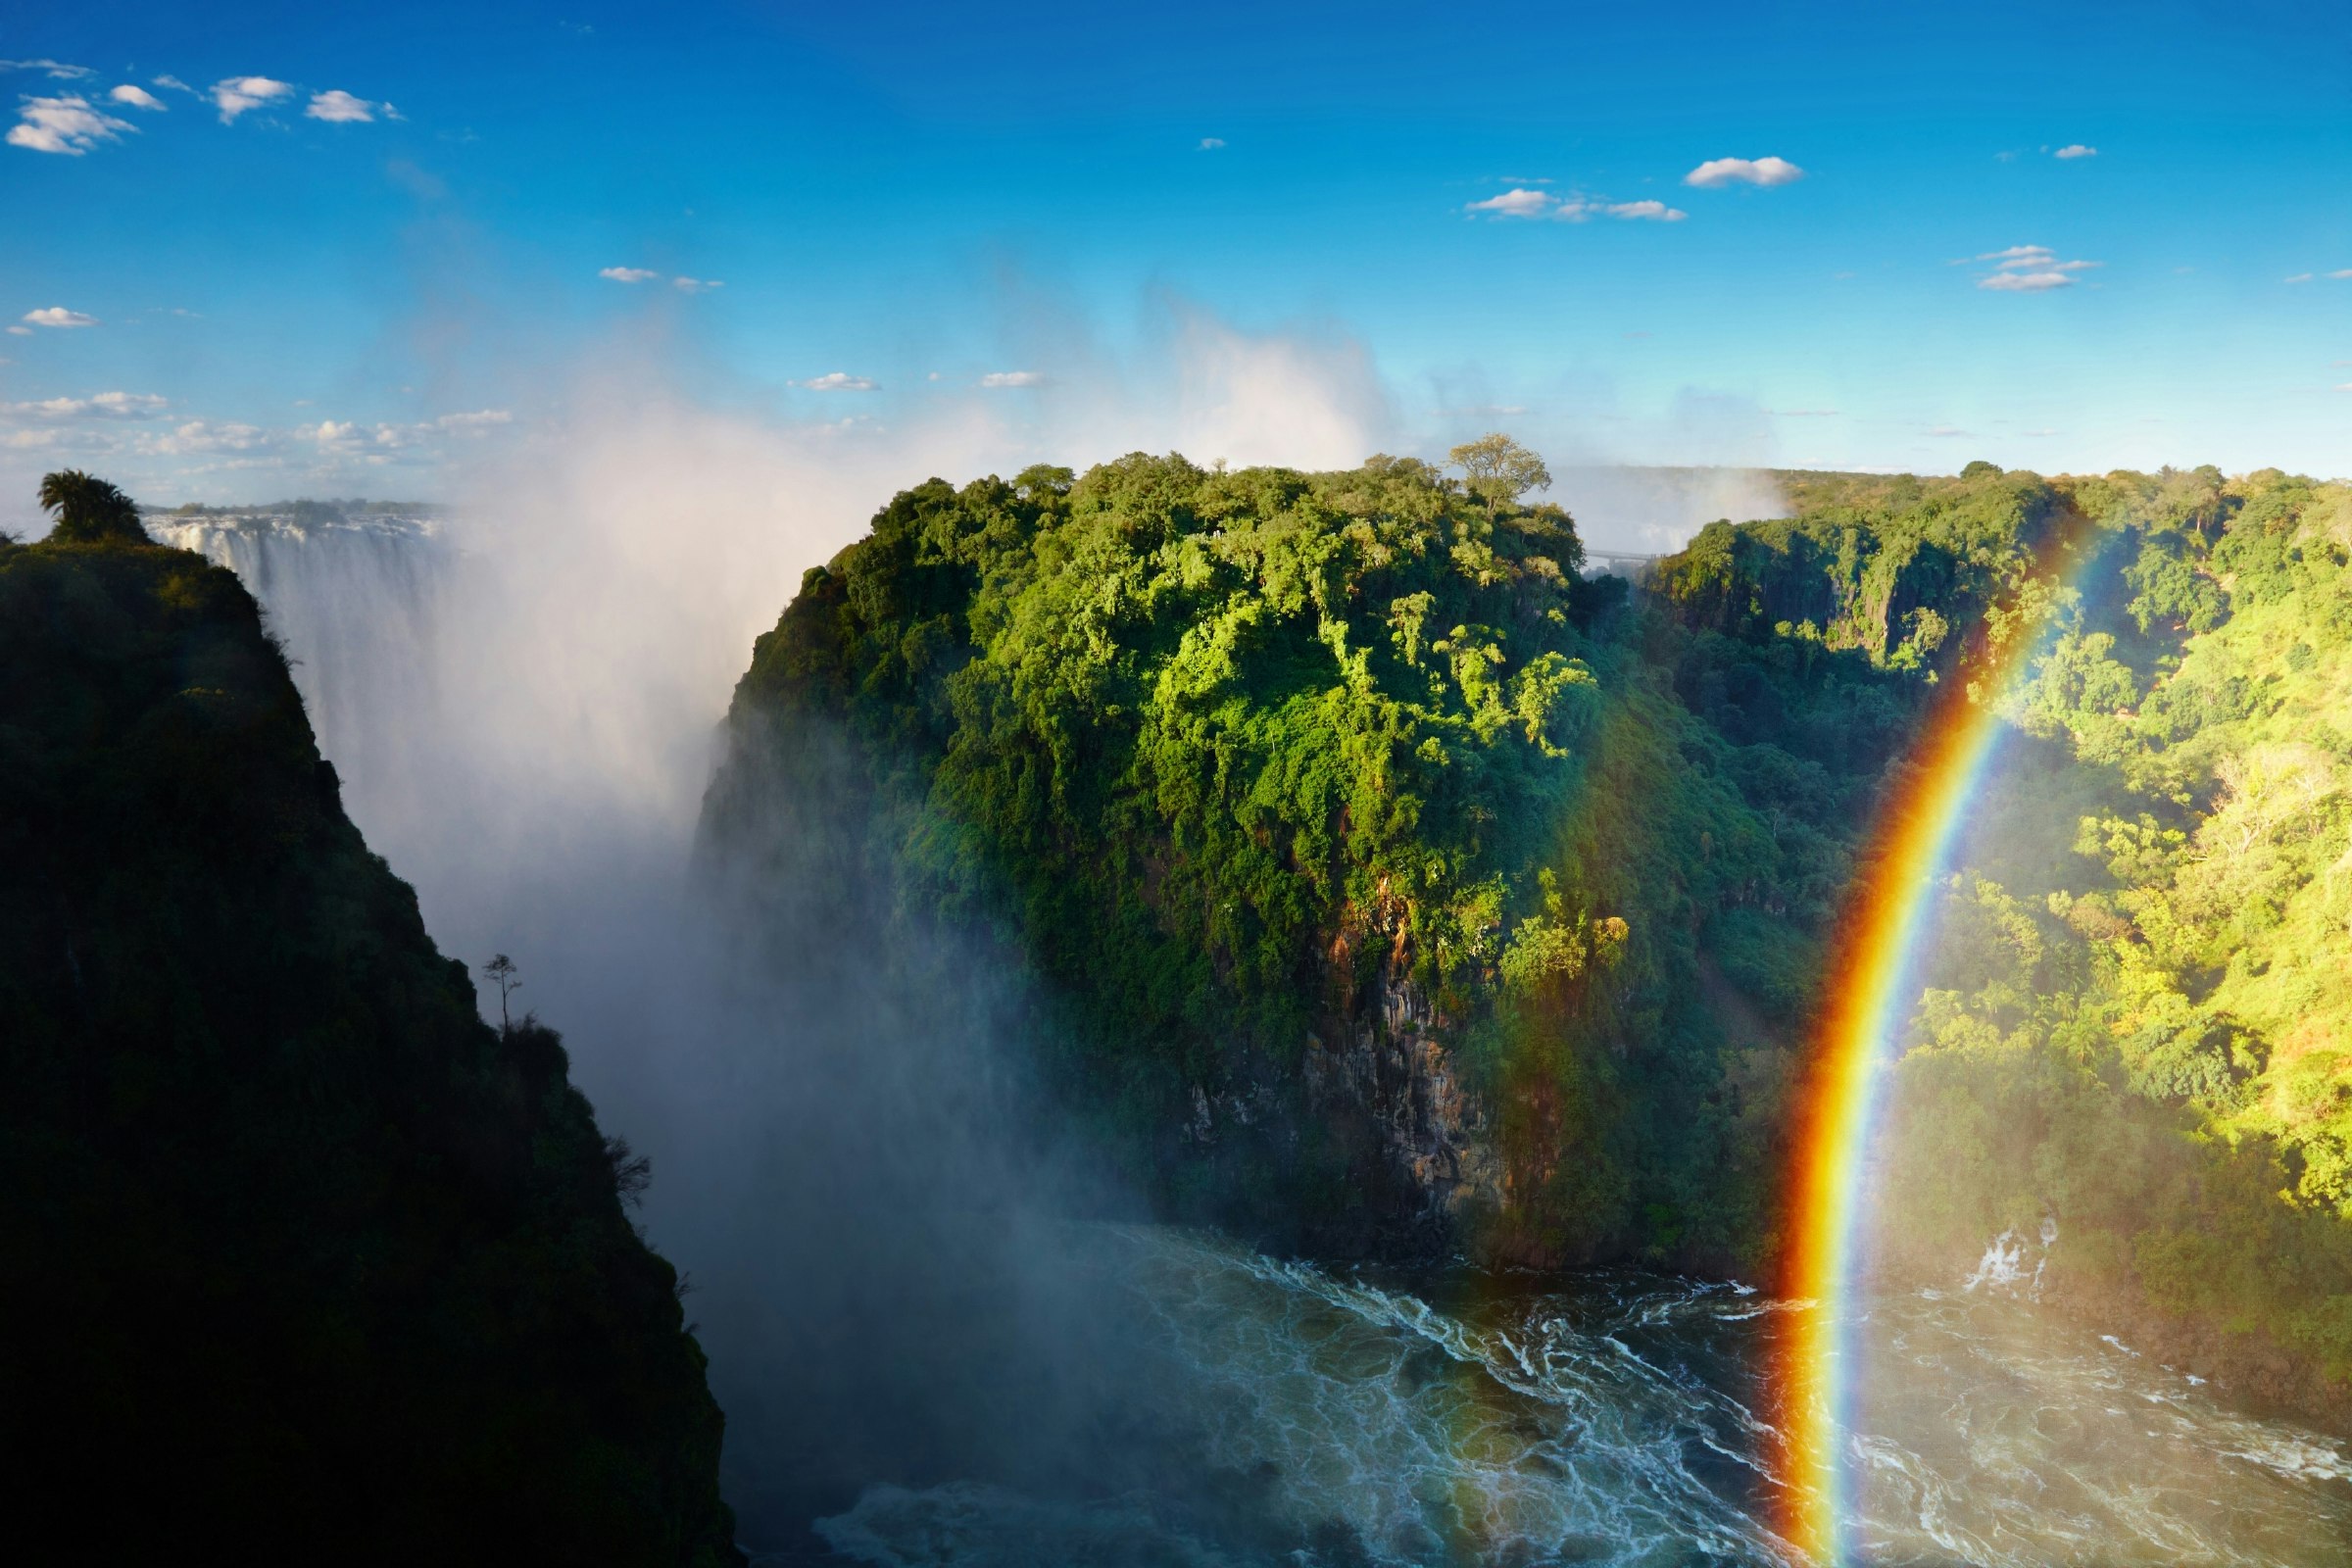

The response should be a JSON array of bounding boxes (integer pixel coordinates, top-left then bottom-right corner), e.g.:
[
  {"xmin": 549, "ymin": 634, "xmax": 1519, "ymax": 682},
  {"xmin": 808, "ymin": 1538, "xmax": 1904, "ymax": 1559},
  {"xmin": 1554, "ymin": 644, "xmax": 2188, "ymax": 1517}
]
[
  {"xmin": 38, "ymin": 470, "xmax": 150, "ymax": 546},
  {"xmin": 1447, "ymin": 434, "xmax": 1551, "ymax": 522}
]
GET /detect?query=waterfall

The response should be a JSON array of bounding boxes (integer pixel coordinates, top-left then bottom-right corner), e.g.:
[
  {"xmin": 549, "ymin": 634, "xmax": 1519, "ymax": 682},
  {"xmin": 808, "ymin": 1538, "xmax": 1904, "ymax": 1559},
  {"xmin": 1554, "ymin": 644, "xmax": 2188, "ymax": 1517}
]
[{"xmin": 146, "ymin": 506, "xmax": 451, "ymax": 829}]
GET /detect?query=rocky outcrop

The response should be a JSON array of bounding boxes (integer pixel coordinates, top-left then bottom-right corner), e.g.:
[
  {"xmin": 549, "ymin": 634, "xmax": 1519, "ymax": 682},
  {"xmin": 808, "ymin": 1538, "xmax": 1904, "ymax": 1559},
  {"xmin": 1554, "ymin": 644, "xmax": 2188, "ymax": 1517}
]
[{"xmin": 1302, "ymin": 971, "xmax": 1501, "ymax": 1232}]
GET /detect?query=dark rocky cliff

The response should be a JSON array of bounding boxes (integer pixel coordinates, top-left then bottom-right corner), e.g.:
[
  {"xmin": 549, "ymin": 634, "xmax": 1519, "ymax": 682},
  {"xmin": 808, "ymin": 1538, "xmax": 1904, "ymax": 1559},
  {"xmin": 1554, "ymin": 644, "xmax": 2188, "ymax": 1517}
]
[{"xmin": 0, "ymin": 532, "xmax": 739, "ymax": 1563}]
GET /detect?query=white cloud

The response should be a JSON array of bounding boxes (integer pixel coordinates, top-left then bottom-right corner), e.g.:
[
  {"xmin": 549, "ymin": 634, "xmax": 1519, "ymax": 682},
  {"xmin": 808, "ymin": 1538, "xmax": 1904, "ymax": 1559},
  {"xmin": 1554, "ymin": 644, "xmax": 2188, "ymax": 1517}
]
[
  {"xmin": 2336, "ymin": 383, "xmax": 2352, "ymax": 393},
  {"xmin": 305, "ymin": 89, "xmax": 377, "ymax": 123},
  {"xmin": 109, "ymin": 84, "xmax": 165, "ymax": 111},
  {"xmin": 307, "ymin": 419, "xmax": 359, "ymax": 446},
  {"xmin": 1198, "ymin": 136, "xmax": 1225, "ymax": 150},
  {"xmin": 1979, "ymin": 270, "xmax": 2076, "ymax": 292},
  {"xmin": 2285, "ymin": 272, "xmax": 2314, "ymax": 284},
  {"xmin": 23, "ymin": 307, "xmax": 98, "ymax": 327},
  {"xmin": 0, "ymin": 59, "xmax": 93, "ymax": 80},
  {"xmin": 1769, "ymin": 408, "xmax": 1839, "ymax": 417},
  {"xmin": 794, "ymin": 372, "xmax": 878, "ymax": 391},
  {"xmin": 141, "ymin": 419, "xmax": 270, "ymax": 456},
  {"xmin": 211, "ymin": 76, "xmax": 295, "ymax": 122},
  {"xmin": 1683, "ymin": 155, "xmax": 1804, "ymax": 188},
  {"xmin": 979, "ymin": 370, "xmax": 1043, "ymax": 388},
  {"xmin": 6, "ymin": 325, "xmax": 29, "ymax": 336},
  {"xmin": 2330, "ymin": 270, "xmax": 2352, "ymax": 280},
  {"xmin": 1467, "ymin": 187, "xmax": 1552, "ymax": 217},
  {"xmin": 6, "ymin": 391, "xmax": 168, "ymax": 419},
  {"xmin": 153, "ymin": 74, "xmax": 193, "ymax": 94},
  {"xmin": 1973, "ymin": 245, "xmax": 2099, "ymax": 291},
  {"xmin": 599, "ymin": 267, "xmax": 659, "ymax": 283},
  {"xmin": 671, "ymin": 276, "xmax": 723, "ymax": 293},
  {"xmin": 435, "ymin": 409, "xmax": 513, "ymax": 430},
  {"xmin": 2053, "ymin": 144, "xmax": 2097, "ymax": 159},
  {"xmin": 1927, "ymin": 425, "xmax": 1972, "ymax": 437},
  {"xmin": 8, "ymin": 94, "xmax": 135, "ymax": 154},
  {"xmin": 1473, "ymin": 189, "xmax": 1686, "ymax": 222}
]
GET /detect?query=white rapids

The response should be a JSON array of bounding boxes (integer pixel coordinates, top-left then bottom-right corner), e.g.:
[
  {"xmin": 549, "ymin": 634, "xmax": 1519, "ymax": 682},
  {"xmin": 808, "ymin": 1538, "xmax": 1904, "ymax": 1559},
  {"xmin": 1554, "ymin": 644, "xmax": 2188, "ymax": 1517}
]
[{"xmin": 806, "ymin": 1226, "xmax": 2352, "ymax": 1567}]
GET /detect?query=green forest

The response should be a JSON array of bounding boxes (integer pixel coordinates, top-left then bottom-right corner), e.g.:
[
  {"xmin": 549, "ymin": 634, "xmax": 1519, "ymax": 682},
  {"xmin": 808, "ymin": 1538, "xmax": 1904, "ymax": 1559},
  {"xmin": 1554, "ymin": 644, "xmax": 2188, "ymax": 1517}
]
[{"xmin": 708, "ymin": 445, "xmax": 2352, "ymax": 1429}]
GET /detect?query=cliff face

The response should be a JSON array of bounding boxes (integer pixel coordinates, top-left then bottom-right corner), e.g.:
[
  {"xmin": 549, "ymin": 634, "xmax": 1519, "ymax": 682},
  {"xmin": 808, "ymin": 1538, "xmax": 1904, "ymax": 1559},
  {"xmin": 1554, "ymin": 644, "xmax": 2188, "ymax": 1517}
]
[
  {"xmin": 0, "ymin": 536, "xmax": 738, "ymax": 1563},
  {"xmin": 696, "ymin": 454, "xmax": 1790, "ymax": 1268}
]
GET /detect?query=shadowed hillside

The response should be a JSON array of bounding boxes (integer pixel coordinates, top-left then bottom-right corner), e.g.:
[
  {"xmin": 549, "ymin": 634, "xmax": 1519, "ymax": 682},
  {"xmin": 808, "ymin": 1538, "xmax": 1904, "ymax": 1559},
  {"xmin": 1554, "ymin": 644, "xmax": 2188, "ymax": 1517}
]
[{"xmin": 0, "ymin": 503, "xmax": 739, "ymax": 1562}]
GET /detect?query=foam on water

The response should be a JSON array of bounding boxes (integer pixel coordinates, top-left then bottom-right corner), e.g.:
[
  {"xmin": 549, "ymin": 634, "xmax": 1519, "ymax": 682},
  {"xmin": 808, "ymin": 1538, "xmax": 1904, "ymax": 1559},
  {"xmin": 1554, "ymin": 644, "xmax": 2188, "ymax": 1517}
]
[{"xmin": 809, "ymin": 1227, "xmax": 2352, "ymax": 1567}]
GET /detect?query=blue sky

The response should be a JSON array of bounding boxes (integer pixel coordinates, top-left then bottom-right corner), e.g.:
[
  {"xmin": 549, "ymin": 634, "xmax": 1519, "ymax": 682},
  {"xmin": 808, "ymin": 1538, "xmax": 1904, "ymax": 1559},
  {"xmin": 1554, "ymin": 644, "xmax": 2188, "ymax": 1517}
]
[{"xmin": 3, "ymin": 0, "xmax": 2348, "ymax": 520}]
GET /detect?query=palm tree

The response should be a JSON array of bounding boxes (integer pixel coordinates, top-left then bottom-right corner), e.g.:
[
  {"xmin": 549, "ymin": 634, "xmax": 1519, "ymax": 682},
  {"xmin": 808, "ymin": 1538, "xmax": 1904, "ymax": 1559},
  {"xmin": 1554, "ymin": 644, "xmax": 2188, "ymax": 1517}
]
[{"xmin": 37, "ymin": 469, "xmax": 151, "ymax": 546}]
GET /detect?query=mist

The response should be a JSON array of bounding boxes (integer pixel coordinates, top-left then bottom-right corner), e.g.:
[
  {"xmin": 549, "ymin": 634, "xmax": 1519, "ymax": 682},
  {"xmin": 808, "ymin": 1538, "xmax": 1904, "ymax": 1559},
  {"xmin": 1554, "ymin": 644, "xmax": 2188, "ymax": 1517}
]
[
  {"xmin": 218, "ymin": 304, "xmax": 1389, "ymax": 1552},
  {"xmin": 148, "ymin": 291, "xmax": 1800, "ymax": 1554}
]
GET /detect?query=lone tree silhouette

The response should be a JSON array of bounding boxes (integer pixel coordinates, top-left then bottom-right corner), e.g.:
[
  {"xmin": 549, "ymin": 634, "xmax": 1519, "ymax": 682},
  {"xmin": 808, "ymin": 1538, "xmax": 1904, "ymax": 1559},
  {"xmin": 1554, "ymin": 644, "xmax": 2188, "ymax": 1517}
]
[
  {"xmin": 481, "ymin": 954, "xmax": 522, "ymax": 1031},
  {"xmin": 38, "ymin": 469, "xmax": 151, "ymax": 546}
]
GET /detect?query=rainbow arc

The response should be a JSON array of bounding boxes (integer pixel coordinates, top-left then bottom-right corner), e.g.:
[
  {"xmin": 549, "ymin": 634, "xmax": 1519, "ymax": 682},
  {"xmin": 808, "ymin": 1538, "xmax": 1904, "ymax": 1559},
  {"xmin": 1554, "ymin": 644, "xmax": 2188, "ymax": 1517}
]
[{"xmin": 1777, "ymin": 526, "xmax": 2092, "ymax": 1563}]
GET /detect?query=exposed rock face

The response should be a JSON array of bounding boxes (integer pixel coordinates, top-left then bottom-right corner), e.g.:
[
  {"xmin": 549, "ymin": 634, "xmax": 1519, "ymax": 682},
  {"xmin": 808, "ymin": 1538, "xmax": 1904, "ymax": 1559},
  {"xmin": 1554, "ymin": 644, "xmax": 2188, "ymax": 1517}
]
[{"xmin": 1303, "ymin": 971, "xmax": 1501, "ymax": 1234}]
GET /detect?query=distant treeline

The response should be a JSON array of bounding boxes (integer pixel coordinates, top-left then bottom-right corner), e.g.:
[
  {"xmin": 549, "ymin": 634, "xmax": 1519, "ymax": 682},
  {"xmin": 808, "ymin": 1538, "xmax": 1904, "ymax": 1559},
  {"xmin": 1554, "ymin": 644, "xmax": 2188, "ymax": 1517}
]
[{"xmin": 152, "ymin": 497, "xmax": 448, "ymax": 520}]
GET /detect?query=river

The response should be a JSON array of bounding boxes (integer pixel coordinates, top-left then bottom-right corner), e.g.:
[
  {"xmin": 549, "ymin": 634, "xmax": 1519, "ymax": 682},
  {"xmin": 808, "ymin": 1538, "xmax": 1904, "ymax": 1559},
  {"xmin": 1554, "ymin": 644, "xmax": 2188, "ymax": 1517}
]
[{"xmin": 790, "ymin": 1226, "xmax": 2351, "ymax": 1567}]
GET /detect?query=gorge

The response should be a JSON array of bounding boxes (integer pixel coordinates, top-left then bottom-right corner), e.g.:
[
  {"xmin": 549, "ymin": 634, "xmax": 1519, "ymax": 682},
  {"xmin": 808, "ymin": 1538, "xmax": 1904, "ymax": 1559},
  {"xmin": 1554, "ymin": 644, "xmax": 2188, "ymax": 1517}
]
[{"xmin": 47, "ymin": 453, "xmax": 2352, "ymax": 1564}]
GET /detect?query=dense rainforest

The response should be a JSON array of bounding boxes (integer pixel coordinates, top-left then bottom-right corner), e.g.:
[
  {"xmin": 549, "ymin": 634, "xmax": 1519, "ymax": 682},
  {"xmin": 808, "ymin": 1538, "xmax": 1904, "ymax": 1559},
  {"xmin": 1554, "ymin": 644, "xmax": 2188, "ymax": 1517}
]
[
  {"xmin": 705, "ymin": 446, "xmax": 2352, "ymax": 1430},
  {"xmin": 0, "ymin": 477, "xmax": 739, "ymax": 1563}
]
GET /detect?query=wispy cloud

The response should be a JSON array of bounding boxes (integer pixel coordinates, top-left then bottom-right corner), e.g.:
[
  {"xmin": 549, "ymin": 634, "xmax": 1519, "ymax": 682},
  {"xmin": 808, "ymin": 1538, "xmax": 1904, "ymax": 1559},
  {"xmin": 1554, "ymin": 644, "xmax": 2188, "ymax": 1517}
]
[
  {"xmin": 2285, "ymin": 272, "xmax": 2314, "ymax": 284},
  {"xmin": 2053, "ymin": 143, "xmax": 2097, "ymax": 159},
  {"xmin": 108, "ymin": 84, "xmax": 165, "ymax": 112},
  {"xmin": 1198, "ymin": 136, "xmax": 1225, "ymax": 150},
  {"xmin": 1926, "ymin": 424, "xmax": 1972, "ymax": 437},
  {"xmin": 1683, "ymin": 155, "xmax": 1804, "ymax": 188},
  {"xmin": 979, "ymin": 370, "xmax": 1043, "ymax": 388},
  {"xmin": 793, "ymin": 372, "xmax": 878, "ymax": 391},
  {"xmin": 2330, "ymin": 270, "xmax": 2352, "ymax": 280},
  {"xmin": 5, "ymin": 390, "xmax": 168, "ymax": 418},
  {"xmin": 1466, "ymin": 187, "xmax": 1552, "ymax": 218},
  {"xmin": 1469, "ymin": 189, "xmax": 1687, "ymax": 221},
  {"xmin": 305, "ymin": 89, "xmax": 380, "ymax": 123},
  {"xmin": 434, "ymin": 409, "xmax": 512, "ymax": 430},
  {"xmin": 8, "ymin": 94, "xmax": 135, "ymax": 154},
  {"xmin": 1974, "ymin": 244, "xmax": 2100, "ymax": 292},
  {"xmin": 23, "ymin": 307, "xmax": 98, "ymax": 327},
  {"xmin": 599, "ymin": 267, "xmax": 659, "ymax": 283},
  {"xmin": 0, "ymin": 59, "xmax": 94, "ymax": 80},
  {"xmin": 211, "ymin": 76, "xmax": 295, "ymax": 123},
  {"xmin": 1594, "ymin": 199, "xmax": 1684, "ymax": 221},
  {"xmin": 153, "ymin": 74, "xmax": 193, "ymax": 94},
  {"xmin": 1769, "ymin": 408, "xmax": 1839, "ymax": 417},
  {"xmin": 1980, "ymin": 271, "xmax": 2076, "ymax": 292},
  {"xmin": 671, "ymin": 276, "xmax": 723, "ymax": 293}
]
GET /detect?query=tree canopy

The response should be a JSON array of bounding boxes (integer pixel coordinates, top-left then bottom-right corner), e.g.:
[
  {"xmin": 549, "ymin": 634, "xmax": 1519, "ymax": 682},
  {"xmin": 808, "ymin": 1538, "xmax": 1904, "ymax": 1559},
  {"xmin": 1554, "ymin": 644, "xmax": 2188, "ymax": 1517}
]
[{"xmin": 38, "ymin": 468, "xmax": 152, "ymax": 547}]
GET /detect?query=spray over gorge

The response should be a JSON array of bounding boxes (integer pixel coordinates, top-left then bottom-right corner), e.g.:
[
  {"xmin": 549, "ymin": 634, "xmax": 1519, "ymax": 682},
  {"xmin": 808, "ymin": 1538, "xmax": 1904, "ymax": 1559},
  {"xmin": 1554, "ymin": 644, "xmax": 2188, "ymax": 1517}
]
[
  {"xmin": 11, "ymin": 5, "xmax": 2352, "ymax": 1560},
  {"xmin": 131, "ymin": 419, "xmax": 2352, "ymax": 1562}
]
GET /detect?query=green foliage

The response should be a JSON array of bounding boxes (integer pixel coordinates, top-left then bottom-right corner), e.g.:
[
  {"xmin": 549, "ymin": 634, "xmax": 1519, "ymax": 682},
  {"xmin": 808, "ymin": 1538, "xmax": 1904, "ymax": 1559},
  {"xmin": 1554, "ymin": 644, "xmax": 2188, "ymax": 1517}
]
[
  {"xmin": 1861, "ymin": 466, "xmax": 2352, "ymax": 1411},
  {"xmin": 712, "ymin": 448, "xmax": 2352, "ymax": 1414},
  {"xmin": 710, "ymin": 448, "xmax": 1837, "ymax": 1265},
  {"xmin": 38, "ymin": 466, "xmax": 151, "ymax": 546},
  {"xmin": 0, "ymin": 534, "xmax": 736, "ymax": 1562}
]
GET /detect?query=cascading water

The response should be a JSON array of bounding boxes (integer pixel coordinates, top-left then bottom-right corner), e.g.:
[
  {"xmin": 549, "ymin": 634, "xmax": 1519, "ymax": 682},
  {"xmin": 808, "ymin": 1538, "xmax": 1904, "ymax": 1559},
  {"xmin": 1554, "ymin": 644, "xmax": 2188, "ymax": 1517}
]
[
  {"xmin": 147, "ymin": 506, "xmax": 449, "ymax": 835},
  {"xmin": 169, "ymin": 512, "xmax": 2352, "ymax": 1568}
]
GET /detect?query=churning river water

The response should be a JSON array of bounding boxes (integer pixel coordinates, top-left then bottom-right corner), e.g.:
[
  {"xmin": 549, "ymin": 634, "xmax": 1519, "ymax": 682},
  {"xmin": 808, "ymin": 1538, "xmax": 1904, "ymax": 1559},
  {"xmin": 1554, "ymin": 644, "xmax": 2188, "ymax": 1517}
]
[{"xmin": 791, "ymin": 1225, "xmax": 2351, "ymax": 1568}]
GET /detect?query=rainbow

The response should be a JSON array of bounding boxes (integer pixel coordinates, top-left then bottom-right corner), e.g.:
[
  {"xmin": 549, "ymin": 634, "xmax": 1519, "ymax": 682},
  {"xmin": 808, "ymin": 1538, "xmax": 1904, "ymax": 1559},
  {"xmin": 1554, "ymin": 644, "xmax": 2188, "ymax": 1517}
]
[{"xmin": 1777, "ymin": 534, "xmax": 2088, "ymax": 1563}]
